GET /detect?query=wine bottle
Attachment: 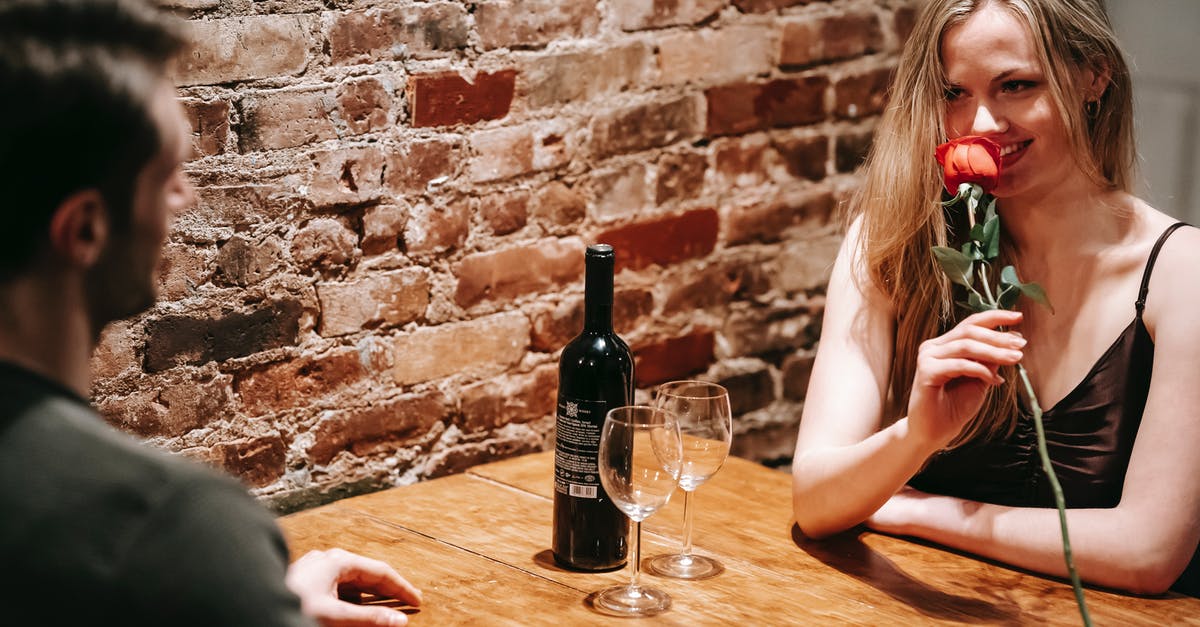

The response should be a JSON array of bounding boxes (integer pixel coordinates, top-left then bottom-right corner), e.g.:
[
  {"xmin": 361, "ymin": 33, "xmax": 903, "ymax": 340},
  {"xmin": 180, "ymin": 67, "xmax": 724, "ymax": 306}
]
[{"xmin": 552, "ymin": 243, "xmax": 632, "ymax": 571}]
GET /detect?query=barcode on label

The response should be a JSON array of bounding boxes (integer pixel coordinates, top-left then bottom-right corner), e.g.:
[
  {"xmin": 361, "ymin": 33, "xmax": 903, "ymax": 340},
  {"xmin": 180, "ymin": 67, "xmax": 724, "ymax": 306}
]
[{"xmin": 569, "ymin": 484, "xmax": 597, "ymax": 498}]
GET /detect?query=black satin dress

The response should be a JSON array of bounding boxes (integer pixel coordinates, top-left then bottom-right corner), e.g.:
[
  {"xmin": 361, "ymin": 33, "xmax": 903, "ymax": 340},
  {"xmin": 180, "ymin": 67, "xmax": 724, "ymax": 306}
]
[{"xmin": 909, "ymin": 222, "xmax": 1198, "ymax": 596}]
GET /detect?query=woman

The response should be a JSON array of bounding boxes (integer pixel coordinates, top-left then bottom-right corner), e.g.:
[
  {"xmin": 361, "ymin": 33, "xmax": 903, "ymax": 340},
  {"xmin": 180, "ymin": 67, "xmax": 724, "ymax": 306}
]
[{"xmin": 791, "ymin": 0, "xmax": 1200, "ymax": 596}]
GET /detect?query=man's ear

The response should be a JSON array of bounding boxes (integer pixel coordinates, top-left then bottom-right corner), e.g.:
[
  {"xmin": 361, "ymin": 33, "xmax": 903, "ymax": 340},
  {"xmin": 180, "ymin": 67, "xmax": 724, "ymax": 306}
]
[{"xmin": 48, "ymin": 189, "xmax": 109, "ymax": 268}]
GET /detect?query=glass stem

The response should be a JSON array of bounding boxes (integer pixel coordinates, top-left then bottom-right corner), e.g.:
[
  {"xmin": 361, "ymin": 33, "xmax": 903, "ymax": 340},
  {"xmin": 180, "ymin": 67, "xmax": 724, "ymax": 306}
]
[
  {"xmin": 680, "ymin": 489, "xmax": 695, "ymax": 558},
  {"xmin": 630, "ymin": 520, "xmax": 642, "ymax": 589}
]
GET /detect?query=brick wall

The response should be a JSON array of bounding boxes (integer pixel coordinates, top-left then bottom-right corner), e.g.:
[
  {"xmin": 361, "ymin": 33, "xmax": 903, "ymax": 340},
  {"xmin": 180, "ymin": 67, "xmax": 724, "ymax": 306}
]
[{"xmin": 91, "ymin": 0, "xmax": 916, "ymax": 512}]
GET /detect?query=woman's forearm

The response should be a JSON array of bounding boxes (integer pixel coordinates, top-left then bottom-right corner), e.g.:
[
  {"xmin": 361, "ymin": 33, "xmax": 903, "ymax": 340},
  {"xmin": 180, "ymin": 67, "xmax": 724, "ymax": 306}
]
[
  {"xmin": 890, "ymin": 495, "xmax": 1187, "ymax": 594},
  {"xmin": 792, "ymin": 417, "xmax": 937, "ymax": 538}
]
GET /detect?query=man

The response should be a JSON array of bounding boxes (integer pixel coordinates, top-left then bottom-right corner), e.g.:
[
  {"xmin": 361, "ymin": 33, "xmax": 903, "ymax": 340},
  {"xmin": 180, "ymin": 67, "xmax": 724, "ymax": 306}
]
[{"xmin": 0, "ymin": 1, "xmax": 420, "ymax": 624}]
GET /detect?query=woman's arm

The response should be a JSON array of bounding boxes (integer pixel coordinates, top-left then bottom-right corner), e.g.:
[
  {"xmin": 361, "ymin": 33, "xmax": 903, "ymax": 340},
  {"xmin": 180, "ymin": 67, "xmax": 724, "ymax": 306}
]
[
  {"xmin": 868, "ymin": 228, "xmax": 1200, "ymax": 594},
  {"xmin": 792, "ymin": 219, "xmax": 1024, "ymax": 538}
]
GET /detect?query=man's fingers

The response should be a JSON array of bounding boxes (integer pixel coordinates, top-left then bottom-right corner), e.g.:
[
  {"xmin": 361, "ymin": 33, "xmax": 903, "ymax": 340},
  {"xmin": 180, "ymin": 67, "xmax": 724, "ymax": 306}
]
[
  {"xmin": 333, "ymin": 552, "xmax": 422, "ymax": 607},
  {"xmin": 315, "ymin": 600, "xmax": 409, "ymax": 627}
]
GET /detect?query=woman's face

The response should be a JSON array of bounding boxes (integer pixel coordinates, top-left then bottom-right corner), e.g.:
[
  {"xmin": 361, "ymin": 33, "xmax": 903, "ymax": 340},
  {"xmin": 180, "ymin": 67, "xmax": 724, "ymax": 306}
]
[{"xmin": 939, "ymin": 4, "xmax": 1083, "ymax": 202}]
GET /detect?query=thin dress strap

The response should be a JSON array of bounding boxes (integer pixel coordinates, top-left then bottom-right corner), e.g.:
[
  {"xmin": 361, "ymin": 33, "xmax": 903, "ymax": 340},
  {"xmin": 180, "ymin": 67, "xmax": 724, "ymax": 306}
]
[{"xmin": 1136, "ymin": 221, "xmax": 1190, "ymax": 315}]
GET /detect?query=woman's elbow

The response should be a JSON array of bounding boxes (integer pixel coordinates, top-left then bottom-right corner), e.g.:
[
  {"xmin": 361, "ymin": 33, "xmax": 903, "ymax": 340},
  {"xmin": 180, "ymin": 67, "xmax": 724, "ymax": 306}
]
[{"xmin": 791, "ymin": 484, "xmax": 852, "ymax": 540}]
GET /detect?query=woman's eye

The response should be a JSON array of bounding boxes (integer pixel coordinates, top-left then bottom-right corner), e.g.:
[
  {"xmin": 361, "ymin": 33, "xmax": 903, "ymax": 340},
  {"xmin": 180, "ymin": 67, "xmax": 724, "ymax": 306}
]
[
  {"xmin": 1001, "ymin": 80, "xmax": 1035, "ymax": 93},
  {"xmin": 943, "ymin": 87, "xmax": 963, "ymax": 102}
]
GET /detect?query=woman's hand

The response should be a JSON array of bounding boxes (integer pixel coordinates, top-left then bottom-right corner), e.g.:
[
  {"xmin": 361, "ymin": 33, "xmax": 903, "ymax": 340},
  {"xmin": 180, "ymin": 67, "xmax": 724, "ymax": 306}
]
[
  {"xmin": 285, "ymin": 548, "xmax": 421, "ymax": 627},
  {"xmin": 906, "ymin": 309, "xmax": 1025, "ymax": 451}
]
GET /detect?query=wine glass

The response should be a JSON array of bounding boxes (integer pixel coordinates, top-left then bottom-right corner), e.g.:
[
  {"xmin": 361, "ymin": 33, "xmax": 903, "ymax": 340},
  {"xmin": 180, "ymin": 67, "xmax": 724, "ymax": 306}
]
[
  {"xmin": 646, "ymin": 380, "xmax": 732, "ymax": 580},
  {"xmin": 591, "ymin": 405, "xmax": 683, "ymax": 617}
]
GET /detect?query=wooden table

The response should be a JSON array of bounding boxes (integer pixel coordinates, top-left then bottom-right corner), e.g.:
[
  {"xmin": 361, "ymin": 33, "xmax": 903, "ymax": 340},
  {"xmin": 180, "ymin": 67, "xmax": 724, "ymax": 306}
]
[{"xmin": 279, "ymin": 452, "xmax": 1200, "ymax": 625}]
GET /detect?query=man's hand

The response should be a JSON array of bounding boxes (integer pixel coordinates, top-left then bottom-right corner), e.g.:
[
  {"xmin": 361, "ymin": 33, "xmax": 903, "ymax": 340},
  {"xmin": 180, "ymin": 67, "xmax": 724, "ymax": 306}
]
[{"xmin": 285, "ymin": 548, "xmax": 421, "ymax": 627}]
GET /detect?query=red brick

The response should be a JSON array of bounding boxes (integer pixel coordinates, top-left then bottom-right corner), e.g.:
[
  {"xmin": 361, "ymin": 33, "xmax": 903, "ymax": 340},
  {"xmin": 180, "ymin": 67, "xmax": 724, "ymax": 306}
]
[
  {"xmin": 611, "ymin": 0, "xmax": 726, "ymax": 30},
  {"xmin": 732, "ymin": 0, "xmax": 810, "ymax": 12},
  {"xmin": 455, "ymin": 237, "xmax": 585, "ymax": 308},
  {"xmin": 384, "ymin": 137, "xmax": 459, "ymax": 195},
  {"xmin": 361, "ymin": 204, "xmax": 408, "ymax": 255},
  {"xmin": 475, "ymin": 1, "xmax": 600, "ymax": 50},
  {"xmin": 663, "ymin": 256, "xmax": 769, "ymax": 313},
  {"xmin": 720, "ymin": 368, "xmax": 775, "ymax": 414},
  {"xmin": 402, "ymin": 201, "xmax": 468, "ymax": 255},
  {"xmin": 468, "ymin": 120, "xmax": 573, "ymax": 183},
  {"xmin": 775, "ymin": 134, "xmax": 828, "ymax": 181},
  {"xmin": 316, "ymin": 269, "xmax": 430, "ymax": 337},
  {"xmin": 238, "ymin": 88, "xmax": 337, "ymax": 152},
  {"xmin": 207, "ymin": 436, "xmax": 287, "ymax": 488},
  {"xmin": 895, "ymin": 6, "xmax": 918, "ymax": 47},
  {"xmin": 101, "ymin": 373, "xmax": 233, "ymax": 437},
  {"xmin": 92, "ymin": 321, "xmax": 138, "ymax": 380},
  {"xmin": 157, "ymin": 242, "xmax": 214, "ymax": 301},
  {"xmin": 143, "ymin": 299, "xmax": 304, "ymax": 372},
  {"xmin": 780, "ymin": 13, "xmax": 885, "ymax": 67},
  {"xmin": 519, "ymin": 43, "xmax": 651, "ymax": 109},
  {"xmin": 656, "ymin": 150, "xmax": 708, "ymax": 204},
  {"xmin": 591, "ymin": 95, "xmax": 702, "ymax": 158},
  {"xmin": 596, "ymin": 209, "xmax": 719, "ymax": 272},
  {"xmin": 835, "ymin": 67, "xmax": 894, "ymax": 119},
  {"xmin": 391, "ymin": 312, "xmax": 530, "ymax": 385},
  {"xmin": 836, "ymin": 129, "xmax": 873, "ymax": 172},
  {"xmin": 326, "ymin": 4, "xmax": 469, "ymax": 65},
  {"xmin": 477, "ymin": 190, "xmax": 530, "ymax": 236},
  {"xmin": 337, "ymin": 77, "xmax": 392, "ymax": 135},
  {"xmin": 182, "ymin": 98, "xmax": 229, "ymax": 157},
  {"xmin": 591, "ymin": 163, "xmax": 651, "ymax": 222},
  {"xmin": 215, "ymin": 234, "xmax": 284, "ymax": 287},
  {"xmin": 783, "ymin": 352, "xmax": 816, "ymax": 400},
  {"xmin": 291, "ymin": 218, "xmax": 360, "ymax": 273},
  {"xmin": 308, "ymin": 391, "xmax": 449, "ymax": 465},
  {"xmin": 177, "ymin": 15, "xmax": 311, "ymax": 86},
  {"xmin": 727, "ymin": 191, "xmax": 834, "ymax": 245},
  {"xmin": 714, "ymin": 136, "xmax": 771, "ymax": 188},
  {"xmin": 305, "ymin": 145, "xmax": 386, "ymax": 207},
  {"xmin": 656, "ymin": 25, "xmax": 778, "ymax": 86},
  {"xmin": 460, "ymin": 364, "xmax": 557, "ymax": 431},
  {"xmin": 237, "ymin": 348, "xmax": 368, "ymax": 416},
  {"xmin": 634, "ymin": 330, "xmax": 715, "ymax": 387},
  {"xmin": 408, "ymin": 70, "xmax": 516, "ymax": 128},
  {"xmin": 531, "ymin": 180, "xmax": 586, "ymax": 228},
  {"xmin": 705, "ymin": 76, "xmax": 829, "ymax": 136}
]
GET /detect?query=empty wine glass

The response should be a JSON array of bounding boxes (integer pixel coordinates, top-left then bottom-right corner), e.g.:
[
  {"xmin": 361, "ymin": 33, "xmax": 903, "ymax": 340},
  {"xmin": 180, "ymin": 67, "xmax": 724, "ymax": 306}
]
[
  {"xmin": 646, "ymin": 380, "xmax": 732, "ymax": 580},
  {"xmin": 591, "ymin": 405, "xmax": 683, "ymax": 617}
]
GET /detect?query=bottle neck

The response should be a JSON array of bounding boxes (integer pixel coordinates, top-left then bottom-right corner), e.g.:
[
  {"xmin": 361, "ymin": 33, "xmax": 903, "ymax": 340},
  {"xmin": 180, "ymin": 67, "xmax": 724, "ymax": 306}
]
[{"xmin": 583, "ymin": 257, "xmax": 614, "ymax": 333}]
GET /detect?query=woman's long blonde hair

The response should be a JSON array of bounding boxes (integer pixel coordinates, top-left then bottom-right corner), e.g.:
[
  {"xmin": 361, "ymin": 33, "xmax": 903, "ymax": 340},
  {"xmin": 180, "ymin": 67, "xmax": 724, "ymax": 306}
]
[{"xmin": 850, "ymin": 0, "xmax": 1135, "ymax": 444}]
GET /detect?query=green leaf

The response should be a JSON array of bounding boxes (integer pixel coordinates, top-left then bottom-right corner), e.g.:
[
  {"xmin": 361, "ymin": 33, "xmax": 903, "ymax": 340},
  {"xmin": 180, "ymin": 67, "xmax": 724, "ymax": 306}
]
[
  {"xmin": 999, "ymin": 265, "xmax": 1055, "ymax": 313},
  {"xmin": 961, "ymin": 240, "xmax": 983, "ymax": 261},
  {"xmin": 983, "ymin": 196, "xmax": 997, "ymax": 223},
  {"xmin": 1019, "ymin": 281, "xmax": 1054, "ymax": 313},
  {"xmin": 967, "ymin": 291, "xmax": 992, "ymax": 313},
  {"xmin": 982, "ymin": 215, "xmax": 1000, "ymax": 259},
  {"xmin": 998, "ymin": 284, "xmax": 1020, "ymax": 310},
  {"xmin": 932, "ymin": 246, "xmax": 974, "ymax": 287},
  {"xmin": 969, "ymin": 223, "xmax": 986, "ymax": 242}
]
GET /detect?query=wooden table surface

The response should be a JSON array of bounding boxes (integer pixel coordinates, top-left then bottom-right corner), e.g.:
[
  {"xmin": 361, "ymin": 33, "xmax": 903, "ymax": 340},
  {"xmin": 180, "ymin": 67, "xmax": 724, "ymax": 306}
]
[{"xmin": 279, "ymin": 451, "xmax": 1200, "ymax": 625}]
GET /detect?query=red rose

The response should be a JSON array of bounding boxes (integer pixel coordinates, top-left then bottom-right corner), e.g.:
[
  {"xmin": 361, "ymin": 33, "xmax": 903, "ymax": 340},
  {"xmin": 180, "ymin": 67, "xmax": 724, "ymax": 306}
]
[{"xmin": 935, "ymin": 136, "xmax": 1002, "ymax": 195}]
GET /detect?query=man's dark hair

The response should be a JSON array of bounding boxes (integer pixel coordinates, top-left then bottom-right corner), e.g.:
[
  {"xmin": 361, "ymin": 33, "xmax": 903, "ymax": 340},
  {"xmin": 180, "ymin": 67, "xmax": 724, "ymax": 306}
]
[{"xmin": 0, "ymin": 0, "xmax": 184, "ymax": 280}]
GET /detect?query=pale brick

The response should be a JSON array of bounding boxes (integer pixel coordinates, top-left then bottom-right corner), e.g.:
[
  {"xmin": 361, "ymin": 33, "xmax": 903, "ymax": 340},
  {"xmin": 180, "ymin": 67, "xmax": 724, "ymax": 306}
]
[
  {"xmin": 361, "ymin": 204, "xmax": 408, "ymax": 255},
  {"xmin": 590, "ymin": 163, "xmax": 651, "ymax": 222},
  {"xmin": 531, "ymin": 180, "xmax": 586, "ymax": 227},
  {"xmin": 475, "ymin": 1, "xmax": 600, "ymax": 49},
  {"xmin": 402, "ymin": 201, "xmax": 468, "ymax": 255},
  {"xmin": 317, "ymin": 268, "xmax": 430, "ymax": 337},
  {"xmin": 469, "ymin": 120, "xmax": 574, "ymax": 183},
  {"xmin": 291, "ymin": 218, "xmax": 360, "ymax": 273},
  {"xmin": 238, "ymin": 349, "xmax": 368, "ymax": 416},
  {"xmin": 611, "ymin": 0, "xmax": 726, "ymax": 31},
  {"xmin": 326, "ymin": 4, "xmax": 469, "ymax": 65},
  {"xmin": 157, "ymin": 241, "xmax": 214, "ymax": 301},
  {"xmin": 92, "ymin": 321, "xmax": 138, "ymax": 381},
  {"xmin": 775, "ymin": 235, "xmax": 841, "ymax": 292},
  {"xmin": 391, "ymin": 312, "xmax": 530, "ymax": 385},
  {"xmin": 239, "ymin": 88, "xmax": 337, "ymax": 152},
  {"xmin": 454, "ymin": 237, "xmax": 585, "ymax": 307},
  {"xmin": 590, "ymin": 96, "xmax": 702, "ymax": 158},
  {"xmin": 657, "ymin": 26, "xmax": 778, "ymax": 86},
  {"xmin": 177, "ymin": 15, "xmax": 311, "ymax": 87},
  {"xmin": 305, "ymin": 145, "xmax": 386, "ymax": 207},
  {"xmin": 519, "ymin": 43, "xmax": 652, "ymax": 109},
  {"xmin": 215, "ymin": 234, "xmax": 285, "ymax": 287}
]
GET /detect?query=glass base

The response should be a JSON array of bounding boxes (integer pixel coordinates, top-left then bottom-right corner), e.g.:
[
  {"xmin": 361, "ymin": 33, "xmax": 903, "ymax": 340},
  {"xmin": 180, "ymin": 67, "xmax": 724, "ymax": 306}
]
[
  {"xmin": 590, "ymin": 584, "xmax": 672, "ymax": 617},
  {"xmin": 647, "ymin": 553, "xmax": 724, "ymax": 580}
]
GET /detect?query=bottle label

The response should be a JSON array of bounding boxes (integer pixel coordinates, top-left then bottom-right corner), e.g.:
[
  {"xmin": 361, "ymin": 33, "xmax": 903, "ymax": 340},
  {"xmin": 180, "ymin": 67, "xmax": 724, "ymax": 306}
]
[{"xmin": 554, "ymin": 396, "xmax": 607, "ymax": 499}]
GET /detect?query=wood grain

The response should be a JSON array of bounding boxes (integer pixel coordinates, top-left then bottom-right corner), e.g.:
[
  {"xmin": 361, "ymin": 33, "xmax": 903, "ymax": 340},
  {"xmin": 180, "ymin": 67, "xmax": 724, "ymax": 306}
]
[{"xmin": 279, "ymin": 452, "xmax": 1200, "ymax": 625}]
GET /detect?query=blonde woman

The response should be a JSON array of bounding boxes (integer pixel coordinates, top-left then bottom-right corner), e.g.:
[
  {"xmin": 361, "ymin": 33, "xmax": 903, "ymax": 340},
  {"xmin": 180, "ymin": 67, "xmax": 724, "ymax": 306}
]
[{"xmin": 791, "ymin": 0, "xmax": 1200, "ymax": 595}]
